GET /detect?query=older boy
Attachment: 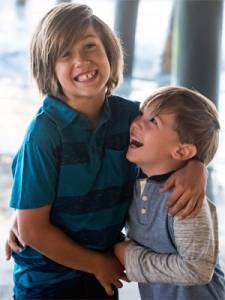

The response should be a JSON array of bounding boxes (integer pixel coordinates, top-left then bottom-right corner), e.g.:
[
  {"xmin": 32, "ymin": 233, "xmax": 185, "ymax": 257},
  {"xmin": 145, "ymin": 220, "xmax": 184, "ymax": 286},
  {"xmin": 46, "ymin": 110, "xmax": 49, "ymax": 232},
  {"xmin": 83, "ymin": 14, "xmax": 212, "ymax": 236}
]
[{"xmin": 115, "ymin": 86, "xmax": 225, "ymax": 300}]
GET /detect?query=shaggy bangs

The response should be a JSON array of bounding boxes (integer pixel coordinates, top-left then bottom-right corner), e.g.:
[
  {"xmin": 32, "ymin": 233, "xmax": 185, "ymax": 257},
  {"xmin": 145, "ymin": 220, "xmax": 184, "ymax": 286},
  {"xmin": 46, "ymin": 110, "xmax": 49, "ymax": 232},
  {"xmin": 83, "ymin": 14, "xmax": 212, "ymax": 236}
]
[{"xmin": 31, "ymin": 3, "xmax": 124, "ymax": 98}]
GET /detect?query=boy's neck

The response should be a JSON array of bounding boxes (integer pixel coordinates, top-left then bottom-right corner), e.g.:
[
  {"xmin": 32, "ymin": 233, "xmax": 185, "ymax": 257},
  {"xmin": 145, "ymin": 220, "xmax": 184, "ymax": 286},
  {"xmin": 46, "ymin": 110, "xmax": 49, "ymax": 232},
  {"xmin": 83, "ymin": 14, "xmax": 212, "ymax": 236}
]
[
  {"xmin": 64, "ymin": 95, "xmax": 105, "ymax": 128},
  {"xmin": 140, "ymin": 160, "xmax": 186, "ymax": 178}
]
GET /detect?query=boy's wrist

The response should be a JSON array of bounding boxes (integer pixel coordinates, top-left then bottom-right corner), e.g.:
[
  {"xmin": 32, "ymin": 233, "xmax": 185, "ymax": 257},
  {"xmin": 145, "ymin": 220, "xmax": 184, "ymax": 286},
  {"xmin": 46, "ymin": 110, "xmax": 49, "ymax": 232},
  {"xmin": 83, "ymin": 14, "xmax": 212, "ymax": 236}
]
[
  {"xmin": 114, "ymin": 240, "xmax": 130, "ymax": 265},
  {"xmin": 85, "ymin": 250, "xmax": 103, "ymax": 275},
  {"xmin": 187, "ymin": 159, "xmax": 208, "ymax": 180}
]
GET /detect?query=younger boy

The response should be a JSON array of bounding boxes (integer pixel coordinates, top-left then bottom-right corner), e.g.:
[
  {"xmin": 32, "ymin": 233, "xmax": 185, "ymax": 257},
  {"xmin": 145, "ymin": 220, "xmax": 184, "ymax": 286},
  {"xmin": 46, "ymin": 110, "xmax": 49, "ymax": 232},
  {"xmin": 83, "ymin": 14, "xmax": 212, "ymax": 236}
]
[{"xmin": 115, "ymin": 86, "xmax": 225, "ymax": 300}]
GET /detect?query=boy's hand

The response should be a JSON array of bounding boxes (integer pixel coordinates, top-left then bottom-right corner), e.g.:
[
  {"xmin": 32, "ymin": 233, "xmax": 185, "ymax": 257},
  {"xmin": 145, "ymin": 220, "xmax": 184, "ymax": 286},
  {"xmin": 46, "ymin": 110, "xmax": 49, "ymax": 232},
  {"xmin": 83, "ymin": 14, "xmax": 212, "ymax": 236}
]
[
  {"xmin": 5, "ymin": 214, "xmax": 25, "ymax": 260},
  {"xmin": 161, "ymin": 160, "xmax": 207, "ymax": 219},
  {"xmin": 93, "ymin": 252, "xmax": 128, "ymax": 296},
  {"xmin": 114, "ymin": 241, "xmax": 130, "ymax": 265}
]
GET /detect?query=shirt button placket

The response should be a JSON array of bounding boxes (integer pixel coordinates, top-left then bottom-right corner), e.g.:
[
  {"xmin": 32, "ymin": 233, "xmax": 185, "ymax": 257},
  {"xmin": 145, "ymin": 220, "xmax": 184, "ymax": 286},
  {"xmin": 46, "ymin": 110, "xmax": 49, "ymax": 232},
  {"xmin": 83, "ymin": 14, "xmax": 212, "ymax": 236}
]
[{"xmin": 140, "ymin": 195, "xmax": 148, "ymax": 223}]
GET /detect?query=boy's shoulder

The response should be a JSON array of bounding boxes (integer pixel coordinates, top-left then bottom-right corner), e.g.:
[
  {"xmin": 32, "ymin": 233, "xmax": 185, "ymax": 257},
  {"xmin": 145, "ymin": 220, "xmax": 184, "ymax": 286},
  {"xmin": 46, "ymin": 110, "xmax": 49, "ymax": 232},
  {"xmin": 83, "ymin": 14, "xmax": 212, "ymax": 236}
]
[
  {"xmin": 42, "ymin": 95, "xmax": 77, "ymax": 129},
  {"xmin": 23, "ymin": 105, "xmax": 61, "ymax": 150},
  {"xmin": 23, "ymin": 95, "xmax": 77, "ymax": 148},
  {"xmin": 108, "ymin": 95, "xmax": 140, "ymax": 120},
  {"xmin": 109, "ymin": 95, "xmax": 140, "ymax": 110}
]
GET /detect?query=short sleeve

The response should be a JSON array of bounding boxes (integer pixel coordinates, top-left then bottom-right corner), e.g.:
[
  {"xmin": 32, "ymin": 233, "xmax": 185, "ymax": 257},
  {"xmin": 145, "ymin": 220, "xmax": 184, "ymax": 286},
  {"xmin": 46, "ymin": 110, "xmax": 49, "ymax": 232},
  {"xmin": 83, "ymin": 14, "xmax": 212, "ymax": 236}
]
[{"xmin": 10, "ymin": 139, "xmax": 59, "ymax": 209}]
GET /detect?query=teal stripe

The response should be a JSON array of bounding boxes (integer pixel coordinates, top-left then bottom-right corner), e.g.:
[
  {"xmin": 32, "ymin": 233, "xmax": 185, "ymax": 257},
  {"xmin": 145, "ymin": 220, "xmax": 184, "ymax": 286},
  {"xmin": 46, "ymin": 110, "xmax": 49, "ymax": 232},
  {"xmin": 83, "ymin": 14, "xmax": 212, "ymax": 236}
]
[
  {"xmin": 55, "ymin": 202, "xmax": 128, "ymax": 231},
  {"xmin": 58, "ymin": 162, "xmax": 100, "ymax": 196},
  {"xmin": 58, "ymin": 150, "xmax": 135, "ymax": 197},
  {"xmin": 94, "ymin": 149, "xmax": 135, "ymax": 189},
  {"xmin": 15, "ymin": 265, "xmax": 77, "ymax": 288}
]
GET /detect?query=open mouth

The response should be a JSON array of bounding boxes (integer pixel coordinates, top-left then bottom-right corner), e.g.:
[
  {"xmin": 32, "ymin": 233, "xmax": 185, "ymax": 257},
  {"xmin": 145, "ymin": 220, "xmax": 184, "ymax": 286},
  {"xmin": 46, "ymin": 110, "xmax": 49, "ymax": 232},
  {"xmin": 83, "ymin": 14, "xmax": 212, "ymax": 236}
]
[
  {"xmin": 129, "ymin": 138, "xmax": 143, "ymax": 149},
  {"xmin": 73, "ymin": 70, "xmax": 98, "ymax": 82}
]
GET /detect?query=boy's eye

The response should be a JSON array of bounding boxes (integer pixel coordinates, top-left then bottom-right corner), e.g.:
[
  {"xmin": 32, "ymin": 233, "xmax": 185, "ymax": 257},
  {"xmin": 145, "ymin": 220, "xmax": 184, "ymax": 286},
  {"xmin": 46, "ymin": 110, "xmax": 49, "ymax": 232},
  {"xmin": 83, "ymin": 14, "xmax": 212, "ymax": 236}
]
[
  {"xmin": 85, "ymin": 43, "xmax": 96, "ymax": 50},
  {"xmin": 138, "ymin": 110, "xmax": 143, "ymax": 116},
  {"xmin": 61, "ymin": 51, "xmax": 70, "ymax": 58},
  {"xmin": 149, "ymin": 117, "xmax": 158, "ymax": 125}
]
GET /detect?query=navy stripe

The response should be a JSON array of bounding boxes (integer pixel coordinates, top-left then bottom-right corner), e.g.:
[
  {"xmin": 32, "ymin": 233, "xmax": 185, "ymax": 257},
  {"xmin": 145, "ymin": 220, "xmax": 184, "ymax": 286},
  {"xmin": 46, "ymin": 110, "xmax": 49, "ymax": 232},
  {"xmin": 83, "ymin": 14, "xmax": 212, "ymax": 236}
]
[
  {"xmin": 14, "ymin": 270, "xmax": 79, "ymax": 298},
  {"xmin": 97, "ymin": 131, "xmax": 129, "ymax": 151},
  {"xmin": 60, "ymin": 131, "xmax": 129, "ymax": 165},
  {"xmin": 61, "ymin": 142, "xmax": 89, "ymax": 164},
  {"xmin": 62, "ymin": 223, "xmax": 126, "ymax": 251},
  {"xmin": 52, "ymin": 202, "xmax": 129, "ymax": 232},
  {"xmin": 57, "ymin": 154, "xmax": 135, "ymax": 196},
  {"xmin": 13, "ymin": 251, "xmax": 71, "ymax": 273},
  {"xmin": 54, "ymin": 183, "xmax": 133, "ymax": 214},
  {"xmin": 61, "ymin": 132, "xmax": 129, "ymax": 165}
]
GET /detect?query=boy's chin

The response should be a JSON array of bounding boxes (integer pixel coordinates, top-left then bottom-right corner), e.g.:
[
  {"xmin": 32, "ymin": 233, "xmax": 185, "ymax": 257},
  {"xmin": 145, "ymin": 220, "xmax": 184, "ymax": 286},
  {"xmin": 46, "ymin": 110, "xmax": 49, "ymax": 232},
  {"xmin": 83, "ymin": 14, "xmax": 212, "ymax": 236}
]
[{"xmin": 126, "ymin": 151, "xmax": 137, "ymax": 163}]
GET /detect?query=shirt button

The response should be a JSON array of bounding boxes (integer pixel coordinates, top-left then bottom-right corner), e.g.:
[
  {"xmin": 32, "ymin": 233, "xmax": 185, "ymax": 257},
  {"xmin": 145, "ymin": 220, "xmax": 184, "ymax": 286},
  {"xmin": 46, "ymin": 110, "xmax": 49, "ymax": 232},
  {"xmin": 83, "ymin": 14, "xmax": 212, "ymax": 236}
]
[
  {"xmin": 141, "ymin": 208, "xmax": 146, "ymax": 214},
  {"xmin": 142, "ymin": 195, "xmax": 148, "ymax": 202}
]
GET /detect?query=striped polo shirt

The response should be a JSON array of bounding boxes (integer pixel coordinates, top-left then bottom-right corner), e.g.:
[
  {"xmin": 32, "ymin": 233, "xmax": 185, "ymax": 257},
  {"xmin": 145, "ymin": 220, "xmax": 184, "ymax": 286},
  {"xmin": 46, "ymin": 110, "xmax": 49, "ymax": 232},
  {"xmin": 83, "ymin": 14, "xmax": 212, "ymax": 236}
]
[{"xmin": 10, "ymin": 95, "xmax": 139, "ymax": 298}]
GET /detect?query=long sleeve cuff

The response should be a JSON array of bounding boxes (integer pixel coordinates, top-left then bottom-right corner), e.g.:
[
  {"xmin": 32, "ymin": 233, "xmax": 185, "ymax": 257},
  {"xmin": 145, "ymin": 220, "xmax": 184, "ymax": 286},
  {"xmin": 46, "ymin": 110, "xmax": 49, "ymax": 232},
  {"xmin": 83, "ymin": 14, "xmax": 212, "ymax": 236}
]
[{"xmin": 125, "ymin": 241, "xmax": 147, "ymax": 282}]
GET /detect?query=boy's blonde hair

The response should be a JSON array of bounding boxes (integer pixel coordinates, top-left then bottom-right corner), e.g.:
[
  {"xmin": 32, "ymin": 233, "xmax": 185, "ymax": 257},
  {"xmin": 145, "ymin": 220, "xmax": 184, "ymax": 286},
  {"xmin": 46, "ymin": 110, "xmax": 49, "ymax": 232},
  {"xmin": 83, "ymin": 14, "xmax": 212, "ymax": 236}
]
[
  {"xmin": 30, "ymin": 3, "xmax": 124, "ymax": 97},
  {"xmin": 142, "ymin": 86, "xmax": 220, "ymax": 165}
]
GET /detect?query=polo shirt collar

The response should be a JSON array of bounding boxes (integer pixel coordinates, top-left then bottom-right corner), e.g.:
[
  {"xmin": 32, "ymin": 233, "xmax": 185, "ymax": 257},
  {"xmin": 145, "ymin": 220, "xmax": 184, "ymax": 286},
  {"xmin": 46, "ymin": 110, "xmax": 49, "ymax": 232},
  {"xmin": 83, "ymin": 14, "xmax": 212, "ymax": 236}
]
[
  {"xmin": 43, "ymin": 95, "xmax": 111, "ymax": 130},
  {"xmin": 97, "ymin": 96, "xmax": 111, "ymax": 128},
  {"xmin": 137, "ymin": 168, "xmax": 176, "ymax": 182},
  {"xmin": 43, "ymin": 95, "xmax": 78, "ymax": 129}
]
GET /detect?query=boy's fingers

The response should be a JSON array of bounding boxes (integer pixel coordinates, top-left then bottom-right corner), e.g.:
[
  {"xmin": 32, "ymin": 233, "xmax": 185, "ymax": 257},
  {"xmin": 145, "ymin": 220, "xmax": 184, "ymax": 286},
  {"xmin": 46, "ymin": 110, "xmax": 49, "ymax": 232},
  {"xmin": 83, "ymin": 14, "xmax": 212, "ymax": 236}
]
[
  {"xmin": 173, "ymin": 195, "xmax": 199, "ymax": 219},
  {"xmin": 5, "ymin": 241, "xmax": 12, "ymax": 260},
  {"xmin": 120, "ymin": 273, "xmax": 129, "ymax": 282},
  {"xmin": 8, "ymin": 241, "xmax": 23, "ymax": 253},
  {"xmin": 103, "ymin": 283, "xmax": 114, "ymax": 296},
  {"xmin": 113, "ymin": 279, "xmax": 123, "ymax": 289},
  {"xmin": 8, "ymin": 231, "xmax": 23, "ymax": 253},
  {"xmin": 17, "ymin": 237, "xmax": 26, "ymax": 248},
  {"xmin": 168, "ymin": 192, "xmax": 193, "ymax": 216},
  {"xmin": 184, "ymin": 197, "xmax": 203, "ymax": 219},
  {"xmin": 12, "ymin": 226, "xmax": 26, "ymax": 247},
  {"xmin": 173, "ymin": 202, "xmax": 194, "ymax": 220},
  {"xmin": 165, "ymin": 186, "xmax": 183, "ymax": 209}
]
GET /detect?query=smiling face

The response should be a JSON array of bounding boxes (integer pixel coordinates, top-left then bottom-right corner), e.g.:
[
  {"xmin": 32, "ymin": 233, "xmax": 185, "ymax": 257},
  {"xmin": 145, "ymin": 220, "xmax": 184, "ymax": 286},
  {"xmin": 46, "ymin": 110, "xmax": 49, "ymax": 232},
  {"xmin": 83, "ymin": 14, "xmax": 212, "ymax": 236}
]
[
  {"xmin": 55, "ymin": 26, "xmax": 110, "ymax": 105},
  {"xmin": 126, "ymin": 104, "xmax": 182, "ymax": 176}
]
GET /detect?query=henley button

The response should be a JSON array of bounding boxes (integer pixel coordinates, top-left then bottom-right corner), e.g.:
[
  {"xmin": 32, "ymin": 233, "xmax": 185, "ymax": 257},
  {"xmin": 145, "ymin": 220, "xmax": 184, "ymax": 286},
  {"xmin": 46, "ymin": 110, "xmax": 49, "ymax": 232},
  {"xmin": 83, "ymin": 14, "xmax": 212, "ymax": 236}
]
[
  {"xmin": 141, "ymin": 208, "xmax": 146, "ymax": 214},
  {"xmin": 142, "ymin": 195, "xmax": 148, "ymax": 201}
]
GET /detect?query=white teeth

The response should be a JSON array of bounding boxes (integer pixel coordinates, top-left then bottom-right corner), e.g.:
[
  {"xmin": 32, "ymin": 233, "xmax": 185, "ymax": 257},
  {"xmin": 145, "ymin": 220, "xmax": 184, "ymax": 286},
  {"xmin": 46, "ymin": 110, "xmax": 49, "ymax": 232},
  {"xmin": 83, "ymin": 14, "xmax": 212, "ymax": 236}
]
[
  {"xmin": 130, "ymin": 137, "xmax": 143, "ymax": 148},
  {"xmin": 130, "ymin": 135, "xmax": 142, "ymax": 144},
  {"xmin": 76, "ymin": 70, "xmax": 96, "ymax": 82}
]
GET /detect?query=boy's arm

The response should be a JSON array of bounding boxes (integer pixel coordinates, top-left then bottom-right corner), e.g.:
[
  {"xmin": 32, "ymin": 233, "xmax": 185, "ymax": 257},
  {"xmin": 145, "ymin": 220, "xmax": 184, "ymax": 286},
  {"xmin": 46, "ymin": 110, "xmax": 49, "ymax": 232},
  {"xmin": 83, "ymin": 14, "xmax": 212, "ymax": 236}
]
[
  {"xmin": 124, "ymin": 199, "xmax": 218, "ymax": 285},
  {"xmin": 17, "ymin": 205, "xmax": 126, "ymax": 296},
  {"xmin": 162, "ymin": 160, "xmax": 207, "ymax": 218}
]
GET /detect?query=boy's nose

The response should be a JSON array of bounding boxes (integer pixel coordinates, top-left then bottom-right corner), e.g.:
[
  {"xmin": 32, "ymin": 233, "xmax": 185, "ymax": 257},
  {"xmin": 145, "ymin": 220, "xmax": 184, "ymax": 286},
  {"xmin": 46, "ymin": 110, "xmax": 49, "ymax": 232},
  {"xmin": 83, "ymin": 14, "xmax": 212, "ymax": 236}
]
[
  {"xmin": 73, "ymin": 52, "xmax": 90, "ymax": 68},
  {"xmin": 133, "ymin": 118, "xmax": 144, "ymax": 130},
  {"xmin": 74, "ymin": 59, "xmax": 91, "ymax": 69}
]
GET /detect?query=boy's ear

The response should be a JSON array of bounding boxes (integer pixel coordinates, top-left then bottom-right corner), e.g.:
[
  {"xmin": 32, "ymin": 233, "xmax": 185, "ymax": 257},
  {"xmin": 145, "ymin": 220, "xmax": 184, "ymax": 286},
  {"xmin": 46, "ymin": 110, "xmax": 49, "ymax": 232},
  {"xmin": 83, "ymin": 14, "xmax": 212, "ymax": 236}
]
[{"xmin": 172, "ymin": 143, "xmax": 197, "ymax": 161}]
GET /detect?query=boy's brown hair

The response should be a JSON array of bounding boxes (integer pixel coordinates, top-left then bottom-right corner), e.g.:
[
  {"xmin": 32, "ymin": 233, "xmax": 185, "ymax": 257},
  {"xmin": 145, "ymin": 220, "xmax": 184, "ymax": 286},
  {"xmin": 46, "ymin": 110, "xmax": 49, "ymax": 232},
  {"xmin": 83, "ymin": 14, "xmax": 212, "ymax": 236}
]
[
  {"xmin": 30, "ymin": 3, "xmax": 124, "ymax": 97},
  {"xmin": 142, "ymin": 86, "xmax": 220, "ymax": 165}
]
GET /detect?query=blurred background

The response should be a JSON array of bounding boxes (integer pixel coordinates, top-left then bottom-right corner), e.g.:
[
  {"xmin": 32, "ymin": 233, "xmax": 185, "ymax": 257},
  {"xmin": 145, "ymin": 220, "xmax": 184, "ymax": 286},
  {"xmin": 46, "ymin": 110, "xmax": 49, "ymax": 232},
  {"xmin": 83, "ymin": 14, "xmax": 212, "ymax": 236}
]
[{"xmin": 0, "ymin": 1, "xmax": 224, "ymax": 299}]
